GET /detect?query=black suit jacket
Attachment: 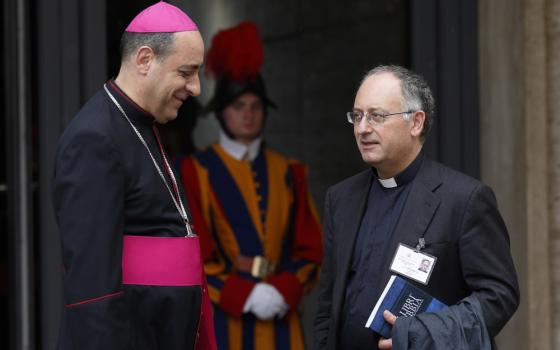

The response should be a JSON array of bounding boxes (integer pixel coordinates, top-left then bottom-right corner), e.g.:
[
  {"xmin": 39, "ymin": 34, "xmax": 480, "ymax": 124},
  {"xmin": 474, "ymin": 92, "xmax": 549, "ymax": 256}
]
[{"xmin": 313, "ymin": 157, "xmax": 519, "ymax": 350}]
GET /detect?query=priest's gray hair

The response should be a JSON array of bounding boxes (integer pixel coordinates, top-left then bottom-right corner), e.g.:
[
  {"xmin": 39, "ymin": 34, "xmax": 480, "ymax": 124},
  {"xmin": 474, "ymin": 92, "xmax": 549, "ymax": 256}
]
[
  {"xmin": 360, "ymin": 65, "xmax": 435, "ymax": 140},
  {"xmin": 120, "ymin": 32, "xmax": 175, "ymax": 62}
]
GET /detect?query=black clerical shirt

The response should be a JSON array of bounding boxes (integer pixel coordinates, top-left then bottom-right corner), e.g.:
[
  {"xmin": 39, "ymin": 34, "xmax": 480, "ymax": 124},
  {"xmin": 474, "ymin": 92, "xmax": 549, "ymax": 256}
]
[{"xmin": 339, "ymin": 152, "xmax": 424, "ymax": 349}]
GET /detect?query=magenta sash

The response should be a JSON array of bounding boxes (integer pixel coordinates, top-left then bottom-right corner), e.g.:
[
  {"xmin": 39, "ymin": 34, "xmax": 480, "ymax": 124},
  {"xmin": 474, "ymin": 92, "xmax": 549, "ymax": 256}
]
[{"xmin": 122, "ymin": 235, "xmax": 203, "ymax": 286}]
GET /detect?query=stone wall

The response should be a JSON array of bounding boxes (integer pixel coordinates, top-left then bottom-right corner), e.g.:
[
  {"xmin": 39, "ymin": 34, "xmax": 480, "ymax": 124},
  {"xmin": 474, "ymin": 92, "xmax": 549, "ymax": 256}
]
[
  {"xmin": 548, "ymin": 0, "xmax": 560, "ymax": 348},
  {"xmin": 480, "ymin": 0, "xmax": 559, "ymax": 348}
]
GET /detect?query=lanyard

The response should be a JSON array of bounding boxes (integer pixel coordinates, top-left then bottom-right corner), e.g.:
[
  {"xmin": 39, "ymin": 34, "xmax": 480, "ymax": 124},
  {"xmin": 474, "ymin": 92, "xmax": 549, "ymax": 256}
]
[{"xmin": 103, "ymin": 84, "xmax": 195, "ymax": 237}]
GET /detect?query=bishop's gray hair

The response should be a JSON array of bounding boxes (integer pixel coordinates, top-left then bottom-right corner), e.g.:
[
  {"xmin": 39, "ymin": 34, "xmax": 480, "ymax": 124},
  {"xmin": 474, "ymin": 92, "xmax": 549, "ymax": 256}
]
[{"xmin": 120, "ymin": 32, "xmax": 175, "ymax": 62}]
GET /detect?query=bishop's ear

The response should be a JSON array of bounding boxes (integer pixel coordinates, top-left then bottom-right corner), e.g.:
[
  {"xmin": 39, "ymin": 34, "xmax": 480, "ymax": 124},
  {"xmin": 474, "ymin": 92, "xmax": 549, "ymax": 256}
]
[
  {"xmin": 410, "ymin": 110, "xmax": 425, "ymax": 137},
  {"xmin": 134, "ymin": 46, "xmax": 155, "ymax": 75}
]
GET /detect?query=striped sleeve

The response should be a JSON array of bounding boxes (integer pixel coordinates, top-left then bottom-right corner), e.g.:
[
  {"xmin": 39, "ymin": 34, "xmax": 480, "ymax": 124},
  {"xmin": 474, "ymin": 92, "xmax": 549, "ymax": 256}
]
[
  {"xmin": 180, "ymin": 156, "xmax": 256, "ymax": 317},
  {"xmin": 268, "ymin": 162, "xmax": 323, "ymax": 311}
]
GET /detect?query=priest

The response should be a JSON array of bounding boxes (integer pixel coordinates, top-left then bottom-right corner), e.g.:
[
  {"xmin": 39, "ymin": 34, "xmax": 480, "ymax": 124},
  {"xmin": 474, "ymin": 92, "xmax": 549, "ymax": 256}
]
[{"xmin": 52, "ymin": 2, "xmax": 215, "ymax": 349}]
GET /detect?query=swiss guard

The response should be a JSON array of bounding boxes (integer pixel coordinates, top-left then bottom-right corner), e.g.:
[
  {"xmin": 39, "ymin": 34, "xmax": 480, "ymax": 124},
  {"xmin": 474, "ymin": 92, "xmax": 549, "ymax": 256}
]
[
  {"xmin": 179, "ymin": 21, "xmax": 323, "ymax": 349},
  {"xmin": 52, "ymin": 2, "xmax": 216, "ymax": 349}
]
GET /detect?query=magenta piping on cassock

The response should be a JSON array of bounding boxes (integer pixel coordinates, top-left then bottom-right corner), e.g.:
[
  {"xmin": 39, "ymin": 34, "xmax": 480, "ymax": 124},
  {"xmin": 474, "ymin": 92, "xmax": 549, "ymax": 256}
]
[{"xmin": 122, "ymin": 235, "xmax": 203, "ymax": 286}]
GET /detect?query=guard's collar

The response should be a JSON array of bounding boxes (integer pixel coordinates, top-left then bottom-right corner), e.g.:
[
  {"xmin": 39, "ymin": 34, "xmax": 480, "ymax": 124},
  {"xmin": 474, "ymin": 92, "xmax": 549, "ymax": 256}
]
[{"xmin": 219, "ymin": 131, "xmax": 262, "ymax": 161}]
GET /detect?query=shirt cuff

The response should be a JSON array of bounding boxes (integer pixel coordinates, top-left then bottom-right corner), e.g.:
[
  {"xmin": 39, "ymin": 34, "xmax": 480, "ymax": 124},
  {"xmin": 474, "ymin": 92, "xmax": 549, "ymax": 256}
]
[
  {"xmin": 267, "ymin": 271, "xmax": 303, "ymax": 312},
  {"xmin": 218, "ymin": 274, "xmax": 256, "ymax": 317}
]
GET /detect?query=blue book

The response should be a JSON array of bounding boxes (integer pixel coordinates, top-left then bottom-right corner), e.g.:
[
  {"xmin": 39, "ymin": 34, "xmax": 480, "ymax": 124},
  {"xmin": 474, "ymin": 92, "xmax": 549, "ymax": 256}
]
[{"xmin": 365, "ymin": 275, "xmax": 447, "ymax": 339}]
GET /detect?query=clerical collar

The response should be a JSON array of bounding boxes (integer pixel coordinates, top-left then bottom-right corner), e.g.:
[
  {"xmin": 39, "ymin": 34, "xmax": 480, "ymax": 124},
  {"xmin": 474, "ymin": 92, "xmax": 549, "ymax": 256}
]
[
  {"xmin": 106, "ymin": 79, "xmax": 154, "ymax": 127},
  {"xmin": 373, "ymin": 151, "xmax": 424, "ymax": 188},
  {"xmin": 219, "ymin": 131, "xmax": 262, "ymax": 161}
]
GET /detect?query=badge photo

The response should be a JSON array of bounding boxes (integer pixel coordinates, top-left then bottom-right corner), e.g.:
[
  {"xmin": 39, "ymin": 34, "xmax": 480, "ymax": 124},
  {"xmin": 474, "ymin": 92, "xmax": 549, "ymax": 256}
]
[{"xmin": 389, "ymin": 243, "xmax": 437, "ymax": 285}]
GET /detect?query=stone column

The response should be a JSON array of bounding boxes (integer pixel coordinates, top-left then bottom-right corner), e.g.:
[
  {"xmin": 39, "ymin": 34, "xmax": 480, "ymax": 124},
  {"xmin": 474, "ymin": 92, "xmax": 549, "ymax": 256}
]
[
  {"xmin": 548, "ymin": 0, "xmax": 560, "ymax": 348},
  {"xmin": 524, "ymin": 0, "xmax": 551, "ymax": 349},
  {"xmin": 480, "ymin": 0, "xmax": 552, "ymax": 349}
]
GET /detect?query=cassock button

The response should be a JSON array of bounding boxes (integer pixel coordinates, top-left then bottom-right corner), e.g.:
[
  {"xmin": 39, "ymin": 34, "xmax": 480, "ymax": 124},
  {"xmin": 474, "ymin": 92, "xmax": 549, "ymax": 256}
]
[
  {"xmin": 255, "ymin": 182, "xmax": 260, "ymax": 188},
  {"xmin": 256, "ymin": 195, "xmax": 262, "ymax": 202}
]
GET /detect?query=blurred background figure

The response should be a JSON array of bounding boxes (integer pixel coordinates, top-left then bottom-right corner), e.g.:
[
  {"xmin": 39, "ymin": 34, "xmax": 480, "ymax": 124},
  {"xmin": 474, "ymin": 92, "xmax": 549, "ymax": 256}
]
[{"xmin": 179, "ymin": 21, "xmax": 322, "ymax": 350}]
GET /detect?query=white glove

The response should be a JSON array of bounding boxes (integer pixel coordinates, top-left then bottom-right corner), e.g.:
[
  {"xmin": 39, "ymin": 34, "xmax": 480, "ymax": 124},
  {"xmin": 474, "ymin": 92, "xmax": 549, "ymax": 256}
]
[
  {"xmin": 267, "ymin": 285, "xmax": 289, "ymax": 318},
  {"xmin": 243, "ymin": 283, "xmax": 289, "ymax": 320}
]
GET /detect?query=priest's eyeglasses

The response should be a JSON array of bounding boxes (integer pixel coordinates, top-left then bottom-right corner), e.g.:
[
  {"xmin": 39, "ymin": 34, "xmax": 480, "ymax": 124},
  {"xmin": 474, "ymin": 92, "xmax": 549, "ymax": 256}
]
[{"xmin": 346, "ymin": 110, "xmax": 415, "ymax": 125}]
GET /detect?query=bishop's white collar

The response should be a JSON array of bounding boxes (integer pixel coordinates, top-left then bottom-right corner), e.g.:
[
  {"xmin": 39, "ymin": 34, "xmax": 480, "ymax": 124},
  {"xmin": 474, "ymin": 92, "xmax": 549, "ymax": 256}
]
[{"xmin": 219, "ymin": 131, "xmax": 262, "ymax": 162}]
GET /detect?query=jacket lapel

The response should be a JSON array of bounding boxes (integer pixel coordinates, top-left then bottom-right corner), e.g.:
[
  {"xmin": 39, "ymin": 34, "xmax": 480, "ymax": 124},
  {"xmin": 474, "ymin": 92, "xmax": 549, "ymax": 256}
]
[
  {"xmin": 377, "ymin": 158, "xmax": 443, "ymax": 296},
  {"xmin": 333, "ymin": 170, "xmax": 373, "ymax": 321}
]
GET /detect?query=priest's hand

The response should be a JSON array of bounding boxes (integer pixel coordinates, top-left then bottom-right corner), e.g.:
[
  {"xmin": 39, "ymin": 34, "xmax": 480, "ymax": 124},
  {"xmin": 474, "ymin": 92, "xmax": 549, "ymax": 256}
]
[
  {"xmin": 378, "ymin": 310, "xmax": 397, "ymax": 349},
  {"xmin": 243, "ymin": 282, "xmax": 288, "ymax": 320}
]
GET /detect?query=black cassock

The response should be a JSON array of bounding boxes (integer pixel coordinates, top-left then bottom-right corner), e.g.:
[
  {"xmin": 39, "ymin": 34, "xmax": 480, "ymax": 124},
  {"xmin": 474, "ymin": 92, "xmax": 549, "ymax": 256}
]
[{"xmin": 52, "ymin": 80, "xmax": 215, "ymax": 350}]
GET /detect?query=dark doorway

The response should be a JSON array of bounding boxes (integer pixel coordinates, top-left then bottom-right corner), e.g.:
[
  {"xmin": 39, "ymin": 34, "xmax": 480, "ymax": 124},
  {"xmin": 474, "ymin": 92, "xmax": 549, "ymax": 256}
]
[
  {"xmin": 411, "ymin": 0, "xmax": 480, "ymax": 178},
  {"xmin": 0, "ymin": 0, "xmax": 9, "ymax": 347},
  {"xmin": 4, "ymin": 0, "xmax": 38, "ymax": 348},
  {"xmin": 106, "ymin": 0, "xmax": 154, "ymax": 78}
]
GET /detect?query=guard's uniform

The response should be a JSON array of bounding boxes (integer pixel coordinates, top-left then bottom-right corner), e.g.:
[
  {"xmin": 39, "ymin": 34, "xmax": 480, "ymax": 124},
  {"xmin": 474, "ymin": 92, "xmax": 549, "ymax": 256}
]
[
  {"xmin": 180, "ymin": 143, "xmax": 322, "ymax": 349},
  {"xmin": 53, "ymin": 80, "xmax": 215, "ymax": 350}
]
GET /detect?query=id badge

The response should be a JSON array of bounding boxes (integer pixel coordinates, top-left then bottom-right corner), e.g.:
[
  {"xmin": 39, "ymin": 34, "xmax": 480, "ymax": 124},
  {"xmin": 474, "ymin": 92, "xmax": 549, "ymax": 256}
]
[{"xmin": 389, "ymin": 243, "xmax": 436, "ymax": 285}]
